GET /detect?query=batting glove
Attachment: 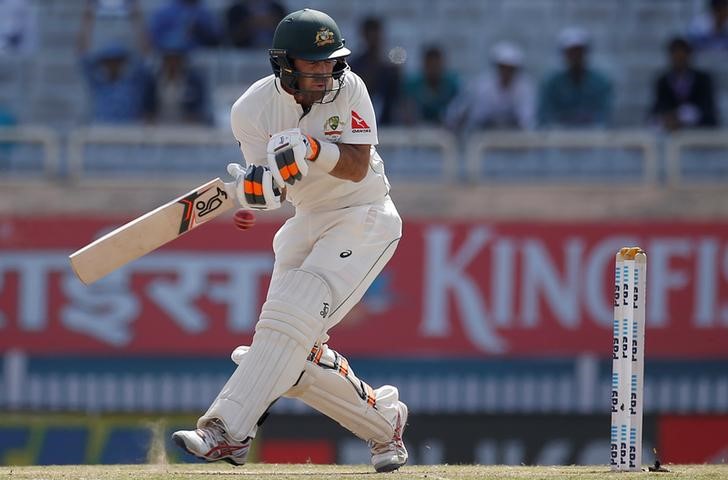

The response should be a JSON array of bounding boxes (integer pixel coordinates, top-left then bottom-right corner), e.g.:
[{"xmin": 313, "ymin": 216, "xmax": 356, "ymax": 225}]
[
  {"xmin": 227, "ymin": 163, "xmax": 282, "ymax": 211},
  {"xmin": 266, "ymin": 128, "xmax": 320, "ymax": 187}
]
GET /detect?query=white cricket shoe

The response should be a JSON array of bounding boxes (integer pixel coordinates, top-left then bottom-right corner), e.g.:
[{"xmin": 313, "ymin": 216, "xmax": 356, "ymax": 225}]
[
  {"xmin": 172, "ymin": 419, "xmax": 251, "ymax": 466},
  {"xmin": 368, "ymin": 401, "xmax": 409, "ymax": 472}
]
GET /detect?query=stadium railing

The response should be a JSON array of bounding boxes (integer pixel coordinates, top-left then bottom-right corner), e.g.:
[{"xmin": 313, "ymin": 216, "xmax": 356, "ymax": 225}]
[
  {"xmin": 0, "ymin": 126, "xmax": 60, "ymax": 184},
  {"xmin": 464, "ymin": 130, "xmax": 660, "ymax": 188},
  {"xmin": 376, "ymin": 126, "xmax": 459, "ymax": 183},
  {"xmin": 67, "ymin": 126, "xmax": 238, "ymax": 186},
  {"xmin": 67, "ymin": 125, "xmax": 460, "ymax": 185},
  {"xmin": 6, "ymin": 125, "xmax": 728, "ymax": 189},
  {"xmin": 665, "ymin": 130, "xmax": 728, "ymax": 189}
]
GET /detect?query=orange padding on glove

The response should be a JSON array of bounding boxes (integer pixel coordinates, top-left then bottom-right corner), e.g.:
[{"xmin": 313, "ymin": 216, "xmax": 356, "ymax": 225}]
[{"xmin": 306, "ymin": 135, "xmax": 321, "ymax": 161}]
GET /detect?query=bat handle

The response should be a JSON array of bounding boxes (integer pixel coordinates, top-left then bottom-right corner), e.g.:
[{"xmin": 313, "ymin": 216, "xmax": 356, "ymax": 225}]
[
  {"xmin": 223, "ymin": 180, "xmax": 237, "ymax": 198},
  {"xmin": 227, "ymin": 163, "xmax": 245, "ymax": 178}
]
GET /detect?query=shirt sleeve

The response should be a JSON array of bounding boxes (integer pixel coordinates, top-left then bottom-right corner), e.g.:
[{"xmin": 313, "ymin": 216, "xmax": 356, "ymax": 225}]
[
  {"xmin": 230, "ymin": 98, "xmax": 268, "ymax": 167},
  {"xmin": 340, "ymin": 73, "xmax": 378, "ymax": 145}
]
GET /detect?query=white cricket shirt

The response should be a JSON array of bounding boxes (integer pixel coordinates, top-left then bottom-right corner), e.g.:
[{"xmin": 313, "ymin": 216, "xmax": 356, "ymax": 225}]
[{"xmin": 230, "ymin": 71, "xmax": 391, "ymax": 212}]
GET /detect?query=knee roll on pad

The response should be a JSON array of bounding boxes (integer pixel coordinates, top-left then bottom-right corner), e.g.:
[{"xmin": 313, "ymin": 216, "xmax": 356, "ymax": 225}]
[
  {"xmin": 257, "ymin": 269, "xmax": 332, "ymax": 347},
  {"xmin": 198, "ymin": 269, "xmax": 331, "ymax": 440},
  {"xmin": 231, "ymin": 343, "xmax": 398, "ymax": 443}
]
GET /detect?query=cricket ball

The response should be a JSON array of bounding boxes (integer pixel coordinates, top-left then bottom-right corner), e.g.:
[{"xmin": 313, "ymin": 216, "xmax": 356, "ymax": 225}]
[{"xmin": 233, "ymin": 209, "xmax": 256, "ymax": 230}]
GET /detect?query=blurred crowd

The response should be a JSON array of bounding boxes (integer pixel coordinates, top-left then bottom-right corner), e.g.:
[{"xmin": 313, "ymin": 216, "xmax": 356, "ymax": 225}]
[
  {"xmin": 0, "ymin": 0, "xmax": 726, "ymax": 132},
  {"xmin": 392, "ymin": 0, "xmax": 727, "ymax": 133}
]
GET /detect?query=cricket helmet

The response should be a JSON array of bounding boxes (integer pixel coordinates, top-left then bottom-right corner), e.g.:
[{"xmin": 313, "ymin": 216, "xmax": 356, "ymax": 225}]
[{"xmin": 269, "ymin": 9, "xmax": 351, "ymax": 102}]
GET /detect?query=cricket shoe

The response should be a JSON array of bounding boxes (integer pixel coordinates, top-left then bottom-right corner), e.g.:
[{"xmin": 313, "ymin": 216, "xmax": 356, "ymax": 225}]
[
  {"xmin": 368, "ymin": 401, "xmax": 409, "ymax": 472},
  {"xmin": 172, "ymin": 419, "xmax": 251, "ymax": 466}
]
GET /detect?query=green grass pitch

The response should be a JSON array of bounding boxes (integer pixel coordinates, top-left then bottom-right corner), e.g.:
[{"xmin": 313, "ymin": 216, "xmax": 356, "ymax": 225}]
[{"xmin": 1, "ymin": 464, "xmax": 728, "ymax": 480}]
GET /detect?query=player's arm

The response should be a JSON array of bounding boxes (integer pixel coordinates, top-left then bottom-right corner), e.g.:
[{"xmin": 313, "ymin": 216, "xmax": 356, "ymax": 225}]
[
  {"xmin": 229, "ymin": 98, "xmax": 286, "ymax": 208},
  {"xmin": 316, "ymin": 142, "xmax": 369, "ymax": 182},
  {"xmin": 267, "ymin": 130, "xmax": 370, "ymax": 185},
  {"xmin": 231, "ymin": 98, "xmax": 269, "ymax": 168},
  {"xmin": 315, "ymin": 74, "xmax": 377, "ymax": 182}
]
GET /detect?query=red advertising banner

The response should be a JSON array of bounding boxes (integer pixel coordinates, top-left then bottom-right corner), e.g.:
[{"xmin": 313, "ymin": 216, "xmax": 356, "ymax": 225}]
[
  {"xmin": 658, "ymin": 415, "xmax": 728, "ymax": 463},
  {"xmin": 1, "ymin": 216, "xmax": 728, "ymax": 357}
]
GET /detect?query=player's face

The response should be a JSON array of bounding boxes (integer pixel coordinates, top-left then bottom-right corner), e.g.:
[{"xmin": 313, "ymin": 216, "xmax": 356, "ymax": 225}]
[{"xmin": 293, "ymin": 58, "xmax": 335, "ymax": 96}]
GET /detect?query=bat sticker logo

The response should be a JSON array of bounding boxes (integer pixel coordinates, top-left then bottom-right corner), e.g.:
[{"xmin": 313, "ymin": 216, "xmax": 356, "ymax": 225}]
[
  {"xmin": 197, "ymin": 187, "xmax": 228, "ymax": 218},
  {"xmin": 178, "ymin": 186, "xmax": 228, "ymax": 234}
]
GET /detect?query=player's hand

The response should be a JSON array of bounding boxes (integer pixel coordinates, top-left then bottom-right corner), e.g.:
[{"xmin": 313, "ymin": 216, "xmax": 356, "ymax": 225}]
[
  {"xmin": 227, "ymin": 163, "xmax": 282, "ymax": 211},
  {"xmin": 266, "ymin": 128, "xmax": 320, "ymax": 187}
]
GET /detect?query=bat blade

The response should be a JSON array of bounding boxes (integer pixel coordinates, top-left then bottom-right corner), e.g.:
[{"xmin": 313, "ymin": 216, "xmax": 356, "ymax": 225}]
[{"xmin": 69, "ymin": 177, "xmax": 235, "ymax": 285}]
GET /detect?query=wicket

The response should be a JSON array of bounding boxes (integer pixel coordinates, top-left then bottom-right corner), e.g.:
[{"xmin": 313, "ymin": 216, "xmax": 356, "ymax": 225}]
[{"xmin": 610, "ymin": 247, "xmax": 646, "ymax": 472}]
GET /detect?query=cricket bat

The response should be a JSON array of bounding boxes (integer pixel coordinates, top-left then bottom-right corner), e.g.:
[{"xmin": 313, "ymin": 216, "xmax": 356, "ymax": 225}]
[{"xmin": 69, "ymin": 178, "xmax": 236, "ymax": 285}]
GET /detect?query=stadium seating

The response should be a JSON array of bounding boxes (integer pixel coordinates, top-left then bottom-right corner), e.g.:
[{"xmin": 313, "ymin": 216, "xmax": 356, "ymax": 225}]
[{"xmin": 6, "ymin": 0, "xmax": 727, "ymax": 128}]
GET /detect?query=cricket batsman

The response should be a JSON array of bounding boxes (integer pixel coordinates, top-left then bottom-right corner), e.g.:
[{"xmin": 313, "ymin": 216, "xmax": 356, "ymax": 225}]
[{"xmin": 172, "ymin": 8, "xmax": 408, "ymax": 472}]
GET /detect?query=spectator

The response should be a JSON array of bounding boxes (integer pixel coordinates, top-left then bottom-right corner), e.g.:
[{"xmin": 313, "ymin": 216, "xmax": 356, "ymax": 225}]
[
  {"xmin": 225, "ymin": 0, "xmax": 286, "ymax": 48},
  {"xmin": 0, "ymin": 0, "xmax": 37, "ymax": 56},
  {"xmin": 148, "ymin": 39, "xmax": 213, "ymax": 125},
  {"xmin": 149, "ymin": 0, "xmax": 220, "ymax": 51},
  {"xmin": 688, "ymin": 0, "xmax": 728, "ymax": 52},
  {"xmin": 650, "ymin": 36, "xmax": 718, "ymax": 131},
  {"xmin": 538, "ymin": 27, "xmax": 613, "ymax": 128},
  {"xmin": 401, "ymin": 45, "xmax": 459, "ymax": 125},
  {"xmin": 348, "ymin": 17, "xmax": 402, "ymax": 125},
  {"xmin": 77, "ymin": 0, "xmax": 155, "ymax": 124},
  {"xmin": 446, "ymin": 41, "xmax": 535, "ymax": 131}
]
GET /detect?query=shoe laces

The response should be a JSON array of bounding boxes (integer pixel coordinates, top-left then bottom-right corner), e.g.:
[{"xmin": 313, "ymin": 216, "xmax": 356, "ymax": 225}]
[
  {"xmin": 196, "ymin": 420, "xmax": 228, "ymax": 447},
  {"xmin": 199, "ymin": 419, "xmax": 246, "ymax": 449}
]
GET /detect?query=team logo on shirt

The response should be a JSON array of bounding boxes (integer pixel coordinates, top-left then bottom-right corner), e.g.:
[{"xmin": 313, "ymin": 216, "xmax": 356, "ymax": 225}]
[
  {"xmin": 326, "ymin": 116, "xmax": 340, "ymax": 131},
  {"xmin": 324, "ymin": 115, "xmax": 342, "ymax": 136},
  {"xmin": 314, "ymin": 27, "xmax": 335, "ymax": 47},
  {"xmin": 324, "ymin": 115, "xmax": 342, "ymax": 141},
  {"xmin": 351, "ymin": 110, "xmax": 371, "ymax": 133}
]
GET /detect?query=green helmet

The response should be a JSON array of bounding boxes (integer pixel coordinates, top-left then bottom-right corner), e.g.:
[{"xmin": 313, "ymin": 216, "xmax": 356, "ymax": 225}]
[{"xmin": 269, "ymin": 9, "xmax": 351, "ymax": 102}]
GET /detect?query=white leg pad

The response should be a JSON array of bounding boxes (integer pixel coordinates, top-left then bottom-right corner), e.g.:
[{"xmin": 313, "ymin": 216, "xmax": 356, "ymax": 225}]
[
  {"xmin": 231, "ymin": 343, "xmax": 398, "ymax": 444},
  {"xmin": 199, "ymin": 269, "xmax": 330, "ymax": 440}
]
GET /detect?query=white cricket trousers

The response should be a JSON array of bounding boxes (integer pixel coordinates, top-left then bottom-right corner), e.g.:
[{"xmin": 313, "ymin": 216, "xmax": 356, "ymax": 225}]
[
  {"xmin": 199, "ymin": 195, "xmax": 403, "ymax": 440},
  {"xmin": 270, "ymin": 195, "xmax": 402, "ymax": 332}
]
